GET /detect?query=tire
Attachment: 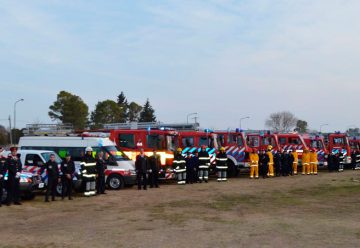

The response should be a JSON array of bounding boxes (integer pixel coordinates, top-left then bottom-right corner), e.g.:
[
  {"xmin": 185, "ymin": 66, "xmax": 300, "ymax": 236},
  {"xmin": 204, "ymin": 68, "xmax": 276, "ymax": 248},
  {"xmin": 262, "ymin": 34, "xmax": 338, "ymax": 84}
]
[
  {"xmin": 227, "ymin": 161, "xmax": 239, "ymax": 178},
  {"xmin": 107, "ymin": 174, "xmax": 124, "ymax": 190},
  {"xmin": 56, "ymin": 182, "xmax": 65, "ymax": 196}
]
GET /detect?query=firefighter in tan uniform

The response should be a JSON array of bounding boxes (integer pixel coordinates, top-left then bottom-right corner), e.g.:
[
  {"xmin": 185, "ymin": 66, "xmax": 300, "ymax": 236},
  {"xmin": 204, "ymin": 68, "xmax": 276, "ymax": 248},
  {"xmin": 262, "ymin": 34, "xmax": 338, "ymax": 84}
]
[
  {"xmin": 292, "ymin": 149, "xmax": 299, "ymax": 175},
  {"xmin": 310, "ymin": 148, "xmax": 318, "ymax": 175},
  {"xmin": 249, "ymin": 148, "xmax": 259, "ymax": 179},
  {"xmin": 302, "ymin": 149, "xmax": 310, "ymax": 175},
  {"xmin": 267, "ymin": 146, "xmax": 274, "ymax": 177}
]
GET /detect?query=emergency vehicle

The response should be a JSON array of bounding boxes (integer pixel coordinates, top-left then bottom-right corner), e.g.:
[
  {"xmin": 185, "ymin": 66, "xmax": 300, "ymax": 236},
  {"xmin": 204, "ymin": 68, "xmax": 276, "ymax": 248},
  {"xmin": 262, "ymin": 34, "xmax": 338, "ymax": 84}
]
[
  {"xmin": 303, "ymin": 135, "xmax": 328, "ymax": 167},
  {"xmin": 109, "ymin": 129, "xmax": 178, "ymax": 180},
  {"xmin": 349, "ymin": 137, "xmax": 360, "ymax": 153},
  {"xmin": 19, "ymin": 136, "xmax": 136, "ymax": 190},
  {"xmin": 213, "ymin": 130, "xmax": 251, "ymax": 175},
  {"xmin": 246, "ymin": 132, "xmax": 280, "ymax": 152},
  {"xmin": 325, "ymin": 133, "xmax": 352, "ymax": 165}
]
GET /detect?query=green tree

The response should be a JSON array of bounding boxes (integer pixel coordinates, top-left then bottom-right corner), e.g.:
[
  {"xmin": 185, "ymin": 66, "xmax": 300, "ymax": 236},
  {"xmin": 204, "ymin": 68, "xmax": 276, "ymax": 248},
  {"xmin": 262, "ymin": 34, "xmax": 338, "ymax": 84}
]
[
  {"xmin": 91, "ymin": 100, "xmax": 124, "ymax": 129},
  {"xmin": 128, "ymin": 102, "xmax": 143, "ymax": 122},
  {"xmin": 295, "ymin": 120, "xmax": 308, "ymax": 133},
  {"xmin": 0, "ymin": 125, "xmax": 8, "ymax": 145},
  {"xmin": 139, "ymin": 99, "xmax": 156, "ymax": 122},
  {"xmin": 117, "ymin": 91, "xmax": 128, "ymax": 122},
  {"xmin": 48, "ymin": 91, "xmax": 89, "ymax": 129}
]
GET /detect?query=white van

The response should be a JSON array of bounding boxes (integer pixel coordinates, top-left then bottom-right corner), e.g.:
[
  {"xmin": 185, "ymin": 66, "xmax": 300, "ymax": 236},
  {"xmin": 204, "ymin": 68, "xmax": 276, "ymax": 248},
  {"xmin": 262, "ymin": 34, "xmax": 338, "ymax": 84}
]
[{"xmin": 19, "ymin": 136, "xmax": 137, "ymax": 190}]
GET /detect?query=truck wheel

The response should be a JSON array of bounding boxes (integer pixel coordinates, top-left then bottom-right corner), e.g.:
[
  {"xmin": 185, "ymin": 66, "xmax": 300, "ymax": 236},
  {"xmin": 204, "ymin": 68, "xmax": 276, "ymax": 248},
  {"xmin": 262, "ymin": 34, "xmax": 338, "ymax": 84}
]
[
  {"xmin": 56, "ymin": 182, "xmax": 65, "ymax": 196},
  {"xmin": 227, "ymin": 161, "xmax": 238, "ymax": 178},
  {"xmin": 107, "ymin": 174, "xmax": 124, "ymax": 190}
]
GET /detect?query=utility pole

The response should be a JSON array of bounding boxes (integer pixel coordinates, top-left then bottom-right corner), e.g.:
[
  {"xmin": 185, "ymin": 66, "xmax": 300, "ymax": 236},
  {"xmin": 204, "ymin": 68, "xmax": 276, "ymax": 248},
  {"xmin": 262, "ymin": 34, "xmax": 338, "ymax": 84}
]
[{"xmin": 9, "ymin": 115, "xmax": 13, "ymax": 145}]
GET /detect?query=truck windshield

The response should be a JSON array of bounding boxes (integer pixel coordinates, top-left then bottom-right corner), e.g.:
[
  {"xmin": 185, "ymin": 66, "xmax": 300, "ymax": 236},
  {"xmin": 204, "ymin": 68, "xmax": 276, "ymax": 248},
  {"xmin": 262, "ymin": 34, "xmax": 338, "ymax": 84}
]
[
  {"xmin": 311, "ymin": 140, "xmax": 323, "ymax": 149},
  {"xmin": 166, "ymin": 135, "xmax": 177, "ymax": 151},
  {"xmin": 103, "ymin": 146, "xmax": 130, "ymax": 161},
  {"xmin": 237, "ymin": 135, "xmax": 244, "ymax": 146},
  {"xmin": 147, "ymin": 135, "xmax": 165, "ymax": 149},
  {"xmin": 41, "ymin": 152, "xmax": 63, "ymax": 164}
]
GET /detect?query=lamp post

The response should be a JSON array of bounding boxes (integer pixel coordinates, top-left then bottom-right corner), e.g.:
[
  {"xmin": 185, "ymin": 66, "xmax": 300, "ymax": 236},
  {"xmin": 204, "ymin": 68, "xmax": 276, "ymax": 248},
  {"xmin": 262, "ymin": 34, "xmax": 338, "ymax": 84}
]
[
  {"xmin": 239, "ymin": 116, "xmax": 250, "ymax": 129},
  {"xmin": 319, "ymin": 123, "xmax": 329, "ymax": 133},
  {"xmin": 13, "ymin": 98, "xmax": 24, "ymax": 143},
  {"xmin": 187, "ymin": 112, "xmax": 198, "ymax": 124}
]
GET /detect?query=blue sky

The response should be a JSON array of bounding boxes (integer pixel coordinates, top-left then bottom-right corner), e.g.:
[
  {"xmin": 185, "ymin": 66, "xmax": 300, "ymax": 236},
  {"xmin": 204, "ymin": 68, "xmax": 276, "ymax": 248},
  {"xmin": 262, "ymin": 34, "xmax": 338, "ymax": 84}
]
[{"xmin": 0, "ymin": 0, "xmax": 359, "ymax": 132}]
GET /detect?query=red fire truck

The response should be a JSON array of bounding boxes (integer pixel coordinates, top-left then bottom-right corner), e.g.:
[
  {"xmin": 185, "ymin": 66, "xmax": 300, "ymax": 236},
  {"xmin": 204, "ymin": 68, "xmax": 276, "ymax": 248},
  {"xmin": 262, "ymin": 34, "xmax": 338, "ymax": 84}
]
[
  {"xmin": 349, "ymin": 137, "xmax": 360, "ymax": 153},
  {"xmin": 326, "ymin": 133, "xmax": 352, "ymax": 165},
  {"xmin": 246, "ymin": 132, "xmax": 280, "ymax": 152},
  {"xmin": 303, "ymin": 135, "xmax": 328, "ymax": 167},
  {"xmin": 109, "ymin": 129, "xmax": 178, "ymax": 179}
]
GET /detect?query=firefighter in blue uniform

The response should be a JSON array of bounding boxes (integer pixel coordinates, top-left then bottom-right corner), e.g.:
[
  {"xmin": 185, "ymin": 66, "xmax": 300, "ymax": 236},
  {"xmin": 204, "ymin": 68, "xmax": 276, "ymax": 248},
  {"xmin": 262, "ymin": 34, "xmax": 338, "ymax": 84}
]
[
  {"xmin": 61, "ymin": 153, "xmax": 75, "ymax": 200},
  {"xmin": 81, "ymin": 147, "xmax": 97, "ymax": 196},
  {"xmin": 5, "ymin": 145, "xmax": 22, "ymax": 205},
  {"xmin": 0, "ymin": 149, "xmax": 6, "ymax": 207},
  {"xmin": 198, "ymin": 145, "xmax": 210, "ymax": 183},
  {"xmin": 42, "ymin": 153, "xmax": 60, "ymax": 202},
  {"xmin": 215, "ymin": 147, "xmax": 228, "ymax": 182},
  {"xmin": 173, "ymin": 148, "xmax": 186, "ymax": 185}
]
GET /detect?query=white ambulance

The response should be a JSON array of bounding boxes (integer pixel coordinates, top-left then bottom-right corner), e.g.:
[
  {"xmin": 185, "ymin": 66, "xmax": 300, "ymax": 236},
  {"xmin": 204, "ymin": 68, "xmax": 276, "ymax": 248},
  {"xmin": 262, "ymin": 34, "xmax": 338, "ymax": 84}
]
[{"xmin": 19, "ymin": 136, "xmax": 137, "ymax": 190}]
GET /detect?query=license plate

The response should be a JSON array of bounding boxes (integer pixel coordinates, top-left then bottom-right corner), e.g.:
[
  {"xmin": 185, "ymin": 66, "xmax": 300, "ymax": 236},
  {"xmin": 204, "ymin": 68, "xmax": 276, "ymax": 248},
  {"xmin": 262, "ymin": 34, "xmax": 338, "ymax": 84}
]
[{"xmin": 38, "ymin": 183, "xmax": 45, "ymax": 189}]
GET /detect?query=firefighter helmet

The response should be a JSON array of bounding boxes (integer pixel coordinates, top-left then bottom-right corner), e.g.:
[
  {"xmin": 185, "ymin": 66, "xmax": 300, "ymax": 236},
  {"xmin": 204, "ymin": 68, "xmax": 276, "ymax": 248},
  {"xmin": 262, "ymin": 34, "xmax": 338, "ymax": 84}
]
[
  {"xmin": 177, "ymin": 148, "xmax": 183, "ymax": 152},
  {"xmin": 9, "ymin": 145, "xmax": 19, "ymax": 152},
  {"xmin": 267, "ymin": 145, "xmax": 273, "ymax": 151},
  {"xmin": 85, "ymin": 147, "xmax": 93, "ymax": 152},
  {"xmin": 220, "ymin": 147, "xmax": 225, "ymax": 152}
]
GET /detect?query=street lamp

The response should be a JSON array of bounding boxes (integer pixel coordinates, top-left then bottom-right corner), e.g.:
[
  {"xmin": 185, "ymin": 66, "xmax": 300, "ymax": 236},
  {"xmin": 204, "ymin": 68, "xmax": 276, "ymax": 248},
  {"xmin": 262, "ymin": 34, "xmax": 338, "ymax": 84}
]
[
  {"xmin": 13, "ymin": 98, "xmax": 24, "ymax": 143},
  {"xmin": 187, "ymin": 112, "xmax": 198, "ymax": 124},
  {"xmin": 239, "ymin": 116, "xmax": 250, "ymax": 129},
  {"xmin": 319, "ymin": 123, "xmax": 329, "ymax": 133}
]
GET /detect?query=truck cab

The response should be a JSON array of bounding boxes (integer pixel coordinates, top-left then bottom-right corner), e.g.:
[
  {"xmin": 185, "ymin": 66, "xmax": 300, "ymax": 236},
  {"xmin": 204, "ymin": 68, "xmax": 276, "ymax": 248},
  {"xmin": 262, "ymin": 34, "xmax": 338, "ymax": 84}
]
[
  {"xmin": 303, "ymin": 135, "xmax": 328, "ymax": 167},
  {"xmin": 326, "ymin": 133, "xmax": 352, "ymax": 165}
]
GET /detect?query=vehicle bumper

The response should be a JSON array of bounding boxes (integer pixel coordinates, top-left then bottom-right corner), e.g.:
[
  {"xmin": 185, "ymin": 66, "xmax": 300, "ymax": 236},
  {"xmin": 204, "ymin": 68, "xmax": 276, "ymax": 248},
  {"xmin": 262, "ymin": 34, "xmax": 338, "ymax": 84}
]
[{"xmin": 123, "ymin": 175, "xmax": 137, "ymax": 185}]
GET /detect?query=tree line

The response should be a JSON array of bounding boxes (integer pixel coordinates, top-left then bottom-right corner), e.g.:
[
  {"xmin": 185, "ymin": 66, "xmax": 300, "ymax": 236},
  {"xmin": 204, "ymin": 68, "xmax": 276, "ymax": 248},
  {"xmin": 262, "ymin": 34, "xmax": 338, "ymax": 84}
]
[{"xmin": 48, "ymin": 91, "xmax": 156, "ymax": 129}]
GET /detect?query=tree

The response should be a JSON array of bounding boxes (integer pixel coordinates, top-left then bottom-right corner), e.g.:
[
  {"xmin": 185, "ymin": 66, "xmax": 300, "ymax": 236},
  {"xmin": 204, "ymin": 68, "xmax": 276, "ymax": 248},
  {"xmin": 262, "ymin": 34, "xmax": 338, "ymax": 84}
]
[
  {"xmin": 91, "ymin": 100, "xmax": 124, "ymax": 129},
  {"xmin": 0, "ymin": 125, "xmax": 8, "ymax": 145},
  {"xmin": 265, "ymin": 111, "xmax": 297, "ymax": 132},
  {"xmin": 128, "ymin": 102, "xmax": 143, "ymax": 122},
  {"xmin": 295, "ymin": 120, "xmax": 308, "ymax": 133},
  {"xmin": 48, "ymin": 91, "xmax": 89, "ymax": 129},
  {"xmin": 117, "ymin": 91, "xmax": 128, "ymax": 122},
  {"xmin": 139, "ymin": 99, "xmax": 156, "ymax": 122}
]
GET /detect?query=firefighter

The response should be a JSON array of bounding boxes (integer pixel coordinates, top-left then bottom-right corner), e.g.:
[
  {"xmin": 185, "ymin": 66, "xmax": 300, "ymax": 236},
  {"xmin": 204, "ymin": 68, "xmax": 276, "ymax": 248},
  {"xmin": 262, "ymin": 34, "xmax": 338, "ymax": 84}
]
[
  {"xmin": 60, "ymin": 153, "xmax": 75, "ymax": 200},
  {"xmin": 135, "ymin": 149, "xmax": 149, "ymax": 190},
  {"xmin": 281, "ymin": 150, "xmax": 291, "ymax": 176},
  {"xmin": 198, "ymin": 145, "xmax": 210, "ymax": 183},
  {"xmin": 292, "ymin": 148, "xmax": 299, "ymax": 175},
  {"xmin": 96, "ymin": 151, "xmax": 107, "ymax": 194},
  {"xmin": 42, "ymin": 154, "xmax": 60, "ymax": 202},
  {"xmin": 148, "ymin": 149, "xmax": 160, "ymax": 188},
  {"xmin": 81, "ymin": 147, "xmax": 97, "ymax": 196},
  {"xmin": 259, "ymin": 149, "xmax": 269, "ymax": 179},
  {"xmin": 267, "ymin": 146, "xmax": 274, "ymax": 177},
  {"xmin": 334, "ymin": 153, "xmax": 340, "ymax": 172},
  {"xmin": 186, "ymin": 151, "xmax": 198, "ymax": 184},
  {"xmin": 5, "ymin": 145, "xmax": 22, "ymax": 206},
  {"xmin": 338, "ymin": 149, "xmax": 345, "ymax": 172},
  {"xmin": 274, "ymin": 149, "xmax": 282, "ymax": 177},
  {"xmin": 173, "ymin": 148, "xmax": 186, "ymax": 185},
  {"xmin": 216, "ymin": 147, "xmax": 228, "ymax": 182},
  {"xmin": 302, "ymin": 149, "xmax": 311, "ymax": 175},
  {"xmin": 0, "ymin": 151, "xmax": 6, "ymax": 207},
  {"xmin": 356, "ymin": 150, "xmax": 360, "ymax": 170},
  {"xmin": 310, "ymin": 148, "xmax": 318, "ymax": 175},
  {"xmin": 249, "ymin": 148, "xmax": 259, "ymax": 179},
  {"xmin": 327, "ymin": 153, "xmax": 335, "ymax": 172}
]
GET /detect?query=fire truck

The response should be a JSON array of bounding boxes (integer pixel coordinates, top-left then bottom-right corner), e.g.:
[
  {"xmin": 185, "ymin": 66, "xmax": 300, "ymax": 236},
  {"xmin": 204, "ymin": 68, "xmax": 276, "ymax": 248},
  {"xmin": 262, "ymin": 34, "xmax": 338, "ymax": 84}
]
[
  {"xmin": 303, "ymin": 135, "xmax": 328, "ymax": 167},
  {"xmin": 349, "ymin": 137, "xmax": 360, "ymax": 153},
  {"xmin": 109, "ymin": 128, "xmax": 178, "ymax": 180},
  {"xmin": 246, "ymin": 132, "xmax": 280, "ymax": 152},
  {"xmin": 325, "ymin": 133, "xmax": 352, "ymax": 165}
]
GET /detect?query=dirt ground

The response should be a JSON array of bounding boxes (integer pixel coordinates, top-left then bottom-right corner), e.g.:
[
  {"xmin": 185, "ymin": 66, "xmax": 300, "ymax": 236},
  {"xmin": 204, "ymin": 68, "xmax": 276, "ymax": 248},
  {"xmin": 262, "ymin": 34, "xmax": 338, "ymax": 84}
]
[{"xmin": 1, "ymin": 170, "xmax": 360, "ymax": 248}]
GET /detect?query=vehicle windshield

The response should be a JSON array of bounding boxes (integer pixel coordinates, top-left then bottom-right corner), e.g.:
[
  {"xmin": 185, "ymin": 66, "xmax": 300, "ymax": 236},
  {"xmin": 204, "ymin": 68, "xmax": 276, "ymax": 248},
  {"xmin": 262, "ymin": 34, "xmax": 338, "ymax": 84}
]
[
  {"xmin": 147, "ymin": 135, "xmax": 165, "ymax": 149},
  {"xmin": 237, "ymin": 135, "xmax": 244, "ymax": 147},
  {"xmin": 103, "ymin": 146, "xmax": 130, "ymax": 161},
  {"xmin": 199, "ymin": 136, "xmax": 209, "ymax": 147},
  {"xmin": 311, "ymin": 140, "xmax": 324, "ymax": 149},
  {"xmin": 166, "ymin": 135, "xmax": 177, "ymax": 151},
  {"xmin": 247, "ymin": 136, "xmax": 260, "ymax": 147},
  {"xmin": 333, "ymin": 137, "xmax": 345, "ymax": 145},
  {"xmin": 41, "ymin": 152, "xmax": 62, "ymax": 164}
]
